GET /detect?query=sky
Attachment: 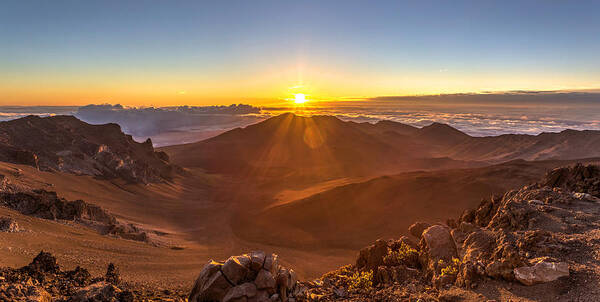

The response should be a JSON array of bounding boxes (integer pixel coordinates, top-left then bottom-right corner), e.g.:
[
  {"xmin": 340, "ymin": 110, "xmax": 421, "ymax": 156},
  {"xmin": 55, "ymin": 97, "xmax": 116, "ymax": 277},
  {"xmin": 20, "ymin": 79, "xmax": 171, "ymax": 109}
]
[{"xmin": 1, "ymin": 0, "xmax": 600, "ymax": 106}]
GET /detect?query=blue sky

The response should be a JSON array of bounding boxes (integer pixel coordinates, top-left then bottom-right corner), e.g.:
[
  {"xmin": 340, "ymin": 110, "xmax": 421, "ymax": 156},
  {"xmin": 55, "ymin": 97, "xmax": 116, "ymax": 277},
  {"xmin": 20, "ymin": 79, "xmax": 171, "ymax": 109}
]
[{"xmin": 1, "ymin": 0, "xmax": 599, "ymax": 105}]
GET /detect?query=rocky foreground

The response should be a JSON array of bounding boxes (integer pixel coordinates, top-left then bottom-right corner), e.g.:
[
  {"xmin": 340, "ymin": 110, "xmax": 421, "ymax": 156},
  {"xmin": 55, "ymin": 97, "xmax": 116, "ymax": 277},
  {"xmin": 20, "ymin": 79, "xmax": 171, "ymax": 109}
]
[
  {"xmin": 0, "ymin": 251, "xmax": 189, "ymax": 301},
  {"xmin": 2, "ymin": 164, "xmax": 600, "ymax": 301},
  {"xmin": 187, "ymin": 164, "xmax": 600, "ymax": 302}
]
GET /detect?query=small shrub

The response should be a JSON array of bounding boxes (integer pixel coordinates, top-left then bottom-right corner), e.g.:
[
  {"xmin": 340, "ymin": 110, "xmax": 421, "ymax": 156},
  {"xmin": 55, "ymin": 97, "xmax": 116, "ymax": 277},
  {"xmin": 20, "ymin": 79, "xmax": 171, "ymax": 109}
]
[
  {"xmin": 383, "ymin": 242, "xmax": 418, "ymax": 266},
  {"xmin": 348, "ymin": 271, "xmax": 373, "ymax": 291},
  {"xmin": 439, "ymin": 258, "xmax": 461, "ymax": 276}
]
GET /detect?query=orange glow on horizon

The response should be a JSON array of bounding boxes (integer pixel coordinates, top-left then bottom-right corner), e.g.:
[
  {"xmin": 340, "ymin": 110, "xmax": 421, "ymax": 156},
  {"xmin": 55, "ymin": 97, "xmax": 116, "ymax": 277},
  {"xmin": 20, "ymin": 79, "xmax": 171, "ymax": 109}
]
[{"xmin": 2, "ymin": 62, "xmax": 599, "ymax": 107}]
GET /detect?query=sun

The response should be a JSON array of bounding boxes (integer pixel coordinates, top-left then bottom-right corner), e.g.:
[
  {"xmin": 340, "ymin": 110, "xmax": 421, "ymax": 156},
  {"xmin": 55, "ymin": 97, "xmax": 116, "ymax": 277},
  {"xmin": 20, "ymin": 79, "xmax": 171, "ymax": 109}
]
[{"xmin": 294, "ymin": 93, "xmax": 307, "ymax": 104}]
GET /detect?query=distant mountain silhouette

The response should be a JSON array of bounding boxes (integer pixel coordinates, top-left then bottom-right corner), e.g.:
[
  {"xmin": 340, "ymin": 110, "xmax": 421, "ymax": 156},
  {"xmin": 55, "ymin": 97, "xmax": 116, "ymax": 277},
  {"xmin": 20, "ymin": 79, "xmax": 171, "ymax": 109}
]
[
  {"xmin": 0, "ymin": 115, "xmax": 177, "ymax": 183},
  {"xmin": 446, "ymin": 129, "xmax": 600, "ymax": 161},
  {"xmin": 163, "ymin": 113, "xmax": 477, "ymax": 179},
  {"xmin": 164, "ymin": 113, "xmax": 600, "ymax": 180}
]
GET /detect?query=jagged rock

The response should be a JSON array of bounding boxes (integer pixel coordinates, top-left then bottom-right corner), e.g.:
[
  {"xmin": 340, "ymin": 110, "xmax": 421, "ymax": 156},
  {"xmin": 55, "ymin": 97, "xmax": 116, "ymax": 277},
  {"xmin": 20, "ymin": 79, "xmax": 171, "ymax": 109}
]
[
  {"xmin": 223, "ymin": 255, "xmax": 251, "ymax": 284},
  {"xmin": 433, "ymin": 273, "xmax": 456, "ymax": 288},
  {"xmin": 455, "ymin": 261, "xmax": 482, "ymax": 288},
  {"xmin": 374, "ymin": 265, "xmax": 420, "ymax": 285},
  {"xmin": 105, "ymin": 263, "xmax": 121, "ymax": 285},
  {"xmin": 71, "ymin": 281, "xmax": 132, "ymax": 302},
  {"xmin": 189, "ymin": 261, "xmax": 230, "ymax": 302},
  {"xmin": 255, "ymin": 270, "xmax": 276, "ymax": 290},
  {"xmin": 408, "ymin": 222, "xmax": 431, "ymax": 239},
  {"xmin": 487, "ymin": 198, "xmax": 535, "ymax": 231},
  {"xmin": 356, "ymin": 239, "xmax": 389, "ymax": 272},
  {"xmin": 460, "ymin": 208, "xmax": 476, "ymax": 224},
  {"xmin": 460, "ymin": 229, "xmax": 494, "ymax": 263},
  {"xmin": 0, "ymin": 115, "xmax": 179, "ymax": 183},
  {"xmin": 32, "ymin": 287, "xmax": 52, "ymax": 302},
  {"xmin": 485, "ymin": 260, "xmax": 516, "ymax": 281},
  {"xmin": 263, "ymin": 254, "xmax": 279, "ymax": 275},
  {"xmin": 0, "ymin": 284, "xmax": 52, "ymax": 302},
  {"xmin": 250, "ymin": 251, "xmax": 266, "ymax": 271},
  {"xmin": 25, "ymin": 251, "xmax": 59, "ymax": 274},
  {"xmin": 0, "ymin": 251, "xmax": 189, "ymax": 301},
  {"xmin": 223, "ymin": 282, "xmax": 257, "ymax": 302},
  {"xmin": 155, "ymin": 151, "xmax": 170, "ymax": 162},
  {"xmin": 514, "ymin": 261, "xmax": 569, "ymax": 285},
  {"xmin": 275, "ymin": 267, "xmax": 290, "ymax": 300},
  {"xmin": 419, "ymin": 225, "xmax": 458, "ymax": 277},
  {"xmin": 0, "ymin": 216, "xmax": 20, "ymax": 232},
  {"xmin": 255, "ymin": 290, "xmax": 271, "ymax": 302},
  {"xmin": 65, "ymin": 266, "xmax": 92, "ymax": 287},
  {"xmin": 289, "ymin": 269, "xmax": 298, "ymax": 289},
  {"xmin": 543, "ymin": 164, "xmax": 600, "ymax": 197},
  {"xmin": 0, "ymin": 188, "xmax": 156, "ymax": 243}
]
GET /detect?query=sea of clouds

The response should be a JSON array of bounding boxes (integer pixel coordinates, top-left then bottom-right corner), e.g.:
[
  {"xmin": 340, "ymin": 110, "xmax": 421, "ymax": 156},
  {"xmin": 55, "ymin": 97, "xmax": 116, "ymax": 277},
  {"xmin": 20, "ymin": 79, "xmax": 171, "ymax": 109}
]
[{"xmin": 1, "ymin": 91, "xmax": 599, "ymax": 146}]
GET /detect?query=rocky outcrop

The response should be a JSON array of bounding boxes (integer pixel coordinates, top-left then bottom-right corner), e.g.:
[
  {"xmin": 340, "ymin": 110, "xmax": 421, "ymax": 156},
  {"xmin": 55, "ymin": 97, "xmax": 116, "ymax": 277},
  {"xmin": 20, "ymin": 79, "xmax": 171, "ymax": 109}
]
[
  {"xmin": 408, "ymin": 221, "xmax": 431, "ymax": 239},
  {"xmin": 0, "ymin": 189, "xmax": 116, "ymax": 223},
  {"xmin": 0, "ymin": 115, "xmax": 180, "ymax": 183},
  {"xmin": 0, "ymin": 216, "xmax": 20, "ymax": 232},
  {"xmin": 0, "ymin": 283, "xmax": 52, "ymax": 302},
  {"xmin": 188, "ymin": 252, "xmax": 301, "ymax": 302},
  {"xmin": 418, "ymin": 225, "xmax": 458, "ymax": 275},
  {"xmin": 0, "ymin": 186, "xmax": 160, "ymax": 244},
  {"xmin": 542, "ymin": 163, "xmax": 600, "ymax": 197},
  {"xmin": 294, "ymin": 164, "xmax": 600, "ymax": 301},
  {"xmin": 105, "ymin": 263, "xmax": 121, "ymax": 285},
  {"xmin": 0, "ymin": 252, "xmax": 149, "ymax": 301},
  {"xmin": 71, "ymin": 282, "xmax": 133, "ymax": 302}
]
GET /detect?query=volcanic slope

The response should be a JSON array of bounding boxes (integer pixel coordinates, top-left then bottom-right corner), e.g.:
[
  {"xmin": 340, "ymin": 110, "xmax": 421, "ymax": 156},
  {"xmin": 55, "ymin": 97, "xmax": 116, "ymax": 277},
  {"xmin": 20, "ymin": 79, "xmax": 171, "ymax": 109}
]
[
  {"xmin": 235, "ymin": 159, "xmax": 600, "ymax": 251},
  {"xmin": 0, "ymin": 115, "xmax": 177, "ymax": 183}
]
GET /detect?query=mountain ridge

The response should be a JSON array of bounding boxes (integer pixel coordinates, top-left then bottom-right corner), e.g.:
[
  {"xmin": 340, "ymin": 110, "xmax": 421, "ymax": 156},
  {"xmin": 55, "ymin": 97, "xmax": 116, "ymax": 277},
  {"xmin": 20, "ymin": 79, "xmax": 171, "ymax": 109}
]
[
  {"xmin": 163, "ymin": 113, "xmax": 600, "ymax": 183},
  {"xmin": 0, "ymin": 115, "xmax": 178, "ymax": 183}
]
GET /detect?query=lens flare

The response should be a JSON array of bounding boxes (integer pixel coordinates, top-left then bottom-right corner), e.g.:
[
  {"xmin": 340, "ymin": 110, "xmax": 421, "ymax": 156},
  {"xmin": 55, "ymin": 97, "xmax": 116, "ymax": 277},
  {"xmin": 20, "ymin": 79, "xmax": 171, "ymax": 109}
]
[{"xmin": 294, "ymin": 93, "xmax": 307, "ymax": 104}]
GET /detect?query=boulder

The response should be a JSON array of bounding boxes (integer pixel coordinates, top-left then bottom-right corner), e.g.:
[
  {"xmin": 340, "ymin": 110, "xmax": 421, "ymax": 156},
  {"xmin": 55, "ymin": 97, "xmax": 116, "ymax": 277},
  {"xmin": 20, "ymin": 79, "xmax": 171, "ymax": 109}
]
[
  {"xmin": 188, "ymin": 252, "xmax": 298, "ymax": 302},
  {"xmin": 71, "ymin": 282, "xmax": 130, "ymax": 302},
  {"xmin": 263, "ymin": 254, "xmax": 279, "ymax": 275},
  {"xmin": 254, "ymin": 270, "xmax": 276, "ymax": 290},
  {"xmin": 222, "ymin": 255, "xmax": 251, "ymax": 284},
  {"xmin": 223, "ymin": 282, "xmax": 257, "ymax": 302},
  {"xmin": 188, "ymin": 261, "xmax": 231, "ymax": 302},
  {"xmin": 356, "ymin": 239, "xmax": 389, "ymax": 272},
  {"xmin": 255, "ymin": 290, "xmax": 271, "ymax": 302},
  {"xmin": 250, "ymin": 251, "xmax": 266, "ymax": 271},
  {"xmin": 514, "ymin": 261, "xmax": 569, "ymax": 285},
  {"xmin": 419, "ymin": 225, "xmax": 458, "ymax": 277},
  {"xmin": 408, "ymin": 222, "xmax": 431, "ymax": 239},
  {"xmin": 275, "ymin": 267, "xmax": 290, "ymax": 300}
]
